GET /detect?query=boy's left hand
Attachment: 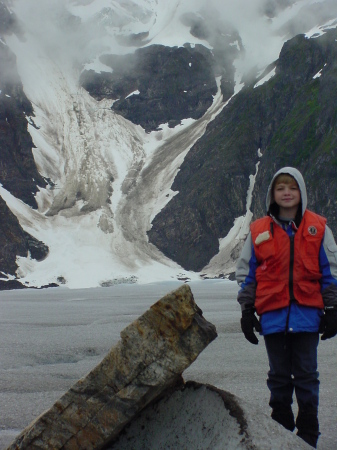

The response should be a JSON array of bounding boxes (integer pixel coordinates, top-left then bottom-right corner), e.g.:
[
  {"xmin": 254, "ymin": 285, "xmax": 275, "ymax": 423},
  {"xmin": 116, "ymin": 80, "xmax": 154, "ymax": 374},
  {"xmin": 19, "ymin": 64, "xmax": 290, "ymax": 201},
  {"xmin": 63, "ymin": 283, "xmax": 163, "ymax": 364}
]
[
  {"xmin": 319, "ymin": 307, "xmax": 337, "ymax": 340},
  {"xmin": 241, "ymin": 308, "xmax": 262, "ymax": 344}
]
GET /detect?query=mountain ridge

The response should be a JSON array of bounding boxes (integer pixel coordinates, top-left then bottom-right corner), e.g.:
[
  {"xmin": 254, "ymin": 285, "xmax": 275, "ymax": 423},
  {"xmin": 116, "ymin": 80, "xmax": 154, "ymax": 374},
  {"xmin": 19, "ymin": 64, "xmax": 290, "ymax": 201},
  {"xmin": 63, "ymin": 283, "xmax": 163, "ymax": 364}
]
[
  {"xmin": 149, "ymin": 28, "xmax": 337, "ymax": 272},
  {"xmin": 0, "ymin": 0, "xmax": 337, "ymax": 288}
]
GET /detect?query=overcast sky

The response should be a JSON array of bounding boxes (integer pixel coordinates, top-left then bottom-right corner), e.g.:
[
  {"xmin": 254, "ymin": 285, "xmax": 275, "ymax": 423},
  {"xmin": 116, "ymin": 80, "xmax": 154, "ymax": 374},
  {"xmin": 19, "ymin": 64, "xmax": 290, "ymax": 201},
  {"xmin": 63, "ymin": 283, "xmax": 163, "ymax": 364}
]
[{"xmin": 8, "ymin": 0, "xmax": 336, "ymax": 80}]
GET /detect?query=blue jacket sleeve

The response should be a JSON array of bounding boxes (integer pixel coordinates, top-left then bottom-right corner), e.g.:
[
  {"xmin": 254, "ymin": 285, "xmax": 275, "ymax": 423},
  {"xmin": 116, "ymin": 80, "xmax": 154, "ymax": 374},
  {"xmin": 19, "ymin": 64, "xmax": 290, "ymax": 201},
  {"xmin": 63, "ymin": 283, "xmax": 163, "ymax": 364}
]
[
  {"xmin": 319, "ymin": 226, "xmax": 337, "ymax": 307},
  {"xmin": 235, "ymin": 232, "xmax": 258, "ymax": 311}
]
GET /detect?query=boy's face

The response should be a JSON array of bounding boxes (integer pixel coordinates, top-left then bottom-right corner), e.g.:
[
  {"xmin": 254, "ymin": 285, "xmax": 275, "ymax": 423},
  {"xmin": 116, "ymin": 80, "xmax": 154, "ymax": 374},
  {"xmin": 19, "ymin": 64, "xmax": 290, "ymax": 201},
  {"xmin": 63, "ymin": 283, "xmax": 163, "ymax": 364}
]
[{"xmin": 273, "ymin": 179, "xmax": 301, "ymax": 212}]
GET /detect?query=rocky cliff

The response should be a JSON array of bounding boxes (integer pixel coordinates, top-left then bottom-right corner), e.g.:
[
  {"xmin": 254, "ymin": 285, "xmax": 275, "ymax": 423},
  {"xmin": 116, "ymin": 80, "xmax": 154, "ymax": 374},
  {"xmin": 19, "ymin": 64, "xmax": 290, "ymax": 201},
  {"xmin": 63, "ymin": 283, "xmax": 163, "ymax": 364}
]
[
  {"xmin": 80, "ymin": 29, "xmax": 240, "ymax": 132},
  {"xmin": 148, "ymin": 29, "xmax": 337, "ymax": 271},
  {"xmin": 0, "ymin": 5, "xmax": 49, "ymax": 280},
  {"xmin": 0, "ymin": 35, "xmax": 46, "ymax": 208}
]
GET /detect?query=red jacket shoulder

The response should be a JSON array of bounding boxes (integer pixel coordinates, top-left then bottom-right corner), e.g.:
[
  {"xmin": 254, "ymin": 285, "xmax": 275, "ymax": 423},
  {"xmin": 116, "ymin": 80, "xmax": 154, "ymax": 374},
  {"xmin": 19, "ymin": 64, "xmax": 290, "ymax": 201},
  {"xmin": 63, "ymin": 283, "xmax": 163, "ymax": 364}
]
[{"xmin": 304, "ymin": 210, "xmax": 327, "ymax": 227}]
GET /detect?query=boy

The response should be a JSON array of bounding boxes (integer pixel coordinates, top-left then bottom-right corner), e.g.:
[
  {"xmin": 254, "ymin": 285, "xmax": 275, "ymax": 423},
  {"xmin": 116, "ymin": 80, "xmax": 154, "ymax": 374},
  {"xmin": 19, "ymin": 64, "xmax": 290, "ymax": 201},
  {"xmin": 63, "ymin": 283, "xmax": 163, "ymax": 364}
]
[{"xmin": 236, "ymin": 167, "xmax": 337, "ymax": 448}]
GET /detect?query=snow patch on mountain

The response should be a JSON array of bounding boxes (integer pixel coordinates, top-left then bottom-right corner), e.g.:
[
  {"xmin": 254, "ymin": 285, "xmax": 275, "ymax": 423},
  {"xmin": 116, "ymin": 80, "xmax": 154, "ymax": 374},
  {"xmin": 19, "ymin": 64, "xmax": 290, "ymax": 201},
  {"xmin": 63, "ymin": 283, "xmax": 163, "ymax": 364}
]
[
  {"xmin": 4, "ymin": 13, "xmax": 226, "ymax": 288},
  {"xmin": 305, "ymin": 17, "xmax": 337, "ymax": 38},
  {"xmin": 202, "ymin": 151, "xmax": 261, "ymax": 278},
  {"xmin": 254, "ymin": 67, "xmax": 276, "ymax": 88}
]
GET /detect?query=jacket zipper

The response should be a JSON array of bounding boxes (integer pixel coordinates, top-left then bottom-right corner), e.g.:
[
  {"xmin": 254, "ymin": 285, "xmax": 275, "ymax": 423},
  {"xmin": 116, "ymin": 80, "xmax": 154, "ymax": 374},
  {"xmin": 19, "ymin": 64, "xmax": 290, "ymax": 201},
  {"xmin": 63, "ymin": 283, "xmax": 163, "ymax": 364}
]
[
  {"xmin": 285, "ymin": 235, "xmax": 295, "ymax": 342},
  {"xmin": 289, "ymin": 235, "xmax": 295, "ymax": 301}
]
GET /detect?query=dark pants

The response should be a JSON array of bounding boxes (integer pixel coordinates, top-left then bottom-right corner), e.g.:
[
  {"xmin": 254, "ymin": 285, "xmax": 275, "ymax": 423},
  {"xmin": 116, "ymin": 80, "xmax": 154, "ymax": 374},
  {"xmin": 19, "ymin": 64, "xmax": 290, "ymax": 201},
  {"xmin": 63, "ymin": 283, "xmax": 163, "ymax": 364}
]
[{"xmin": 264, "ymin": 332, "xmax": 319, "ymax": 439}]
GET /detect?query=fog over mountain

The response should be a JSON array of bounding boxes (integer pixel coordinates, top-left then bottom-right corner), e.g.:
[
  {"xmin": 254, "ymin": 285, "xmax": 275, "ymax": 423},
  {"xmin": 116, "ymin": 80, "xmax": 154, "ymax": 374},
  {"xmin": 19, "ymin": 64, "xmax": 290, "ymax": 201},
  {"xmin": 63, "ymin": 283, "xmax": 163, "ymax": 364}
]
[{"xmin": 0, "ymin": 0, "xmax": 337, "ymax": 289}]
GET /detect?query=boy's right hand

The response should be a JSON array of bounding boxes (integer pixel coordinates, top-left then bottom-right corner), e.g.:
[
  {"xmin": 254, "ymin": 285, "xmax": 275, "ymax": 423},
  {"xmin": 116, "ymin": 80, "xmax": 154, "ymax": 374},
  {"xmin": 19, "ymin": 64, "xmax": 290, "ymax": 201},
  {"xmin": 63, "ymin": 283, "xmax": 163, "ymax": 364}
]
[
  {"xmin": 319, "ymin": 307, "xmax": 337, "ymax": 340},
  {"xmin": 241, "ymin": 308, "xmax": 262, "ymax": 345}
]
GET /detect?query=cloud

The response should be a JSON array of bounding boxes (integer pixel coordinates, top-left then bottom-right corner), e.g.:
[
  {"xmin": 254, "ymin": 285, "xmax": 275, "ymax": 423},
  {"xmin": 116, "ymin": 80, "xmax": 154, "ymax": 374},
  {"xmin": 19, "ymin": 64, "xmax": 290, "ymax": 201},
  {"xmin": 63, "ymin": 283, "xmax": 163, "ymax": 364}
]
[
  {"xmin": 197, "ymin": 0, "xmax": 337, "ymax": 74},
  {"xmin": 9, "ymin": 0, "xmax": 337, "ymax": 82},
  {"xmin": 207, "ymin": 0, "xmax": 285, "ymax": 69},
  {"xmin": 11, "ymin": 0, "xmax": 112, "ymax": 68}
]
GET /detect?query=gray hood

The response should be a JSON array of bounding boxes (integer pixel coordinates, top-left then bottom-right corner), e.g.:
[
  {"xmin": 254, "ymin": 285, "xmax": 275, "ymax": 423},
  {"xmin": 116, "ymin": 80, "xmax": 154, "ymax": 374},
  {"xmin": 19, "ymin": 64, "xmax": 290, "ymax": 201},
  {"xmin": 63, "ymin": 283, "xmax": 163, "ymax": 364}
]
[{"xmin": 266, "ymin": 167, "xmax": 307, "ymax": 216}]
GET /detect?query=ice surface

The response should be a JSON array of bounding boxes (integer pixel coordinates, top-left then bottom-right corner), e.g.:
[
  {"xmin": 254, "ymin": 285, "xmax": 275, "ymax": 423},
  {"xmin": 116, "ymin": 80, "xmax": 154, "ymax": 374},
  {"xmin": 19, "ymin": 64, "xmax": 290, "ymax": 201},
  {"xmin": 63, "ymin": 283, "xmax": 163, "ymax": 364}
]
[{"xmin": 0, "ymin": 280, "xmax": 336, "ymax": 449}]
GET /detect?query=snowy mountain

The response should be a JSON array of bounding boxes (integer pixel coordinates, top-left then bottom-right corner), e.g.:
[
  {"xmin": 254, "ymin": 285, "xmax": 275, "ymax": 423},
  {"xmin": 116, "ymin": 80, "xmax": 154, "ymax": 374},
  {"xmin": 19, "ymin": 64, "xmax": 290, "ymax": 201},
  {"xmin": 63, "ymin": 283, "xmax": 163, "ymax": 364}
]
[{"xmin": 0, "ymin": 0, "xmax": 337, "ymax": 289}]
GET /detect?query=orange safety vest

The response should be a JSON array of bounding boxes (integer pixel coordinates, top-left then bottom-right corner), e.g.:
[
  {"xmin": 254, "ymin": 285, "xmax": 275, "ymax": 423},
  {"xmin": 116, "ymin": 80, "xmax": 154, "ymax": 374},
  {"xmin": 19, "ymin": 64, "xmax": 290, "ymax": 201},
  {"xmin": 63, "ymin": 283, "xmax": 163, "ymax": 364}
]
[{"xmin": 250, "ymin": 210, "xmax": 326, "ymax": 315}]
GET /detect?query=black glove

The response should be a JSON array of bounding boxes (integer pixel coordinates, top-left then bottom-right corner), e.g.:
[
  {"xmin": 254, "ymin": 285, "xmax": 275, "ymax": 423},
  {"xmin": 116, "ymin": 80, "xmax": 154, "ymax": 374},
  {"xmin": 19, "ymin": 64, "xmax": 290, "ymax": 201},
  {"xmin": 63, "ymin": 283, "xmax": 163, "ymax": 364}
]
[
  {"xmin": 319, "ymin": 307, "xmax": 337, "ymax": 340},
  {"xmin": 241, "ymin": 308, "xmax": 262, "ymax": 345}
]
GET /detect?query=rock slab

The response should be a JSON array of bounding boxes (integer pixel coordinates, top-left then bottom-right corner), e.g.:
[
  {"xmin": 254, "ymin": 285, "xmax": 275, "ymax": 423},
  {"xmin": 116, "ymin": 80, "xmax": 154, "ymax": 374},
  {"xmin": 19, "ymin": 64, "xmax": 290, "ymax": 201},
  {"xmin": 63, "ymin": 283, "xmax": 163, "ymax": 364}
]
[{"xmin": 7, "ymin": 284, "xmax": 217, "ymax": 450}]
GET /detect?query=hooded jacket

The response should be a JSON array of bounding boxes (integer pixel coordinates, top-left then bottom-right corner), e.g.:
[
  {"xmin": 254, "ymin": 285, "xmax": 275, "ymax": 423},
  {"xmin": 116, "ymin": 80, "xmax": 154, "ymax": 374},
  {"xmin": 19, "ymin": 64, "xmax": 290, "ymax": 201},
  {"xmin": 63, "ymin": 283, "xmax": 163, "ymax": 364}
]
[
  {"xmin": 251, "ymin": 210, "xmax": 326, "ymax": 314},
  {"xmin": 236, "ymin": 167, "xmax": 337, "ymax": 335}
]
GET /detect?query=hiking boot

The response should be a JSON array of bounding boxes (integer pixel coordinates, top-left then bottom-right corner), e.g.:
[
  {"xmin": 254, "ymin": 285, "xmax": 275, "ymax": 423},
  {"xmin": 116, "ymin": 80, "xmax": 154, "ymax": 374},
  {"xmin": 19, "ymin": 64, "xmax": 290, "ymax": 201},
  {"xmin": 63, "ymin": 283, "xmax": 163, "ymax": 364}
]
[
  {"xmin": 296, "ymin": 410, "xmax": 319, "ymax": 448},
  {"xmin": 271, "ymin": 406, "xmax": 295, "ymax": 431},
  {"xmin": 296, "ymin": 431, "xmax": 320, "ymax": 448}
]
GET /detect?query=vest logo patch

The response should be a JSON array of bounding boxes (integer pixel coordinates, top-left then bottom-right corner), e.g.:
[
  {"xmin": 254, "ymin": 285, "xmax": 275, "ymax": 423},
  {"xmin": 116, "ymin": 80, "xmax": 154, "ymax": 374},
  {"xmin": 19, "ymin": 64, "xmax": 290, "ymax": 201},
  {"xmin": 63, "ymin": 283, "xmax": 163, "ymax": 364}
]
[
  {"xmin": 308, "ymin": 226, "xmax": 317, "ymax": 236},
  {"xmin": 255, "ymin": 230, "xmax": 271, "ymax": 246}
]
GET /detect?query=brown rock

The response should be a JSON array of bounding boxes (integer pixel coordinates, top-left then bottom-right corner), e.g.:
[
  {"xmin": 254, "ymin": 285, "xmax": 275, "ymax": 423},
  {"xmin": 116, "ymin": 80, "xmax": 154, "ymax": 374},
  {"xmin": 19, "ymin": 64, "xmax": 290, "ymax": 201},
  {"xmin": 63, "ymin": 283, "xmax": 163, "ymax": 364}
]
[{"xmin": 7, "ymin": 284, "xmax": 217, "ymax": 450}]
